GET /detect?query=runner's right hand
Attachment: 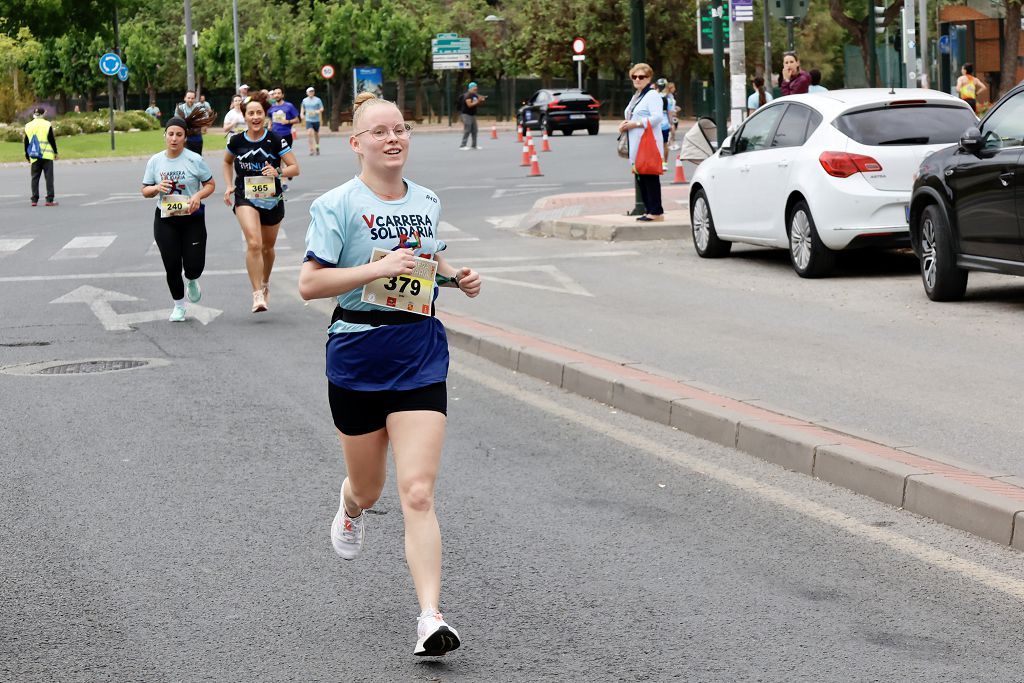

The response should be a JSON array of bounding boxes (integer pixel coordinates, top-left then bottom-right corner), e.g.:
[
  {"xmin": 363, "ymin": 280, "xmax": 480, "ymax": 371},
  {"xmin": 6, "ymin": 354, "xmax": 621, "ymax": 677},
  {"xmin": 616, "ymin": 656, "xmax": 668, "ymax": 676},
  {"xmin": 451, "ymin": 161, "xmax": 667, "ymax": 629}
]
[{"xmin": 376, "ymin": 248, "xmax": 416, "ymax": 278}]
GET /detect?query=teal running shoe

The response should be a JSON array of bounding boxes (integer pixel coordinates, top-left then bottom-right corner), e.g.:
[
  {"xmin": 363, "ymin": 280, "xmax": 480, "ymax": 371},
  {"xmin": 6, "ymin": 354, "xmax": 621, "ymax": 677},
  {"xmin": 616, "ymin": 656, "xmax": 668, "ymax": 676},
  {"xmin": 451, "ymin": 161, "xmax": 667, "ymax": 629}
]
[
  {"xmin": 169, "ymin": 304, "xmax": 186, "ymax": 322},
  {"xmin": 186, "ymin": 279, "xmax": 201, "ymax": 303}
]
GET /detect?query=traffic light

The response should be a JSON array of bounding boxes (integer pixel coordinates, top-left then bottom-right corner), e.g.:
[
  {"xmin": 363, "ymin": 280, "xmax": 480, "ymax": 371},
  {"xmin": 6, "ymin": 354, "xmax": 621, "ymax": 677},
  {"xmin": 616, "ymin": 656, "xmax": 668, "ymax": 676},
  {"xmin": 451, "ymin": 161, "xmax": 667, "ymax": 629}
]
[{"xmin": 874, "ymin": 3, "xmax": 886, "ymax": 35}]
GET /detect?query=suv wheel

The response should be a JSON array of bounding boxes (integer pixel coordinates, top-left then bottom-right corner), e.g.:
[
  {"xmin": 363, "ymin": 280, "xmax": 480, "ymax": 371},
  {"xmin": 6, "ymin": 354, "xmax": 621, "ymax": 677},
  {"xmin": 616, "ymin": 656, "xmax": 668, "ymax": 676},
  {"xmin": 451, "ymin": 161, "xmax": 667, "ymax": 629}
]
[
  {"xmin": 690, "ymin": 189, "xmax": 732, "ymax": 258},
  {"xmin": 919, "ymin": 204, "xmax": 968, "ymax": 301},
  {"xmin": 788, "ymin": 200, "xmax": 835, "ymax": 278},
  {"xmin": 587, "ymin": 124, "xmax": 599, "ymax": 135}
]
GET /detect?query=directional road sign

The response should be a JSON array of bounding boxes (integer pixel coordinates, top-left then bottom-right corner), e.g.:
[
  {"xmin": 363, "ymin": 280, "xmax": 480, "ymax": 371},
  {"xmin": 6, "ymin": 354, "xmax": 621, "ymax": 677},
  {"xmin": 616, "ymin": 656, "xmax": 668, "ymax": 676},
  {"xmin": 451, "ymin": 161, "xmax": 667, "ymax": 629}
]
[
  {"xmin": 433, "ymin": 61, "xmax": 471, "ymax": 70},
  {"xmin": 98, "ymin": 52, "xmax": 122, "ymax": 76}
]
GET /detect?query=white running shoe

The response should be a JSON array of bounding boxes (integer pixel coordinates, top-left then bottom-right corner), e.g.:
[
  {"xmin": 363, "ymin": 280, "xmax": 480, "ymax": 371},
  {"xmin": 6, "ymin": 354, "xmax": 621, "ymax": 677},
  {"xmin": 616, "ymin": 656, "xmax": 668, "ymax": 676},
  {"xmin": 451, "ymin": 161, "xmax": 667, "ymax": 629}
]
[
  {"xmin": 330, "ymin": 490, "xmax": 364, "ymax": 560},
  {"xmin": 168, "ymin": 304, "xmax": 186, "ymax": 322},
  {"xmin": 458, "ymin": 145, "xmax": 469, "ymax": 150},
  {"xmin": 414, "ymin": 609, "xmax": 461, "ymax": 656}
]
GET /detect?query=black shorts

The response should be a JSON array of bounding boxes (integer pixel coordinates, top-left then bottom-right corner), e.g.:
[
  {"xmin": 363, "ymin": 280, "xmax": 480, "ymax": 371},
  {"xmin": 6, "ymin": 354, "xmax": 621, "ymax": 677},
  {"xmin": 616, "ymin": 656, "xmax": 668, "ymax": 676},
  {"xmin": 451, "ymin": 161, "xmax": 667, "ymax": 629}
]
[
  {"xmin": 328, "ymin": 381, "xmax": 447, "ymax": 436},
  {"xmin": 233, "ymin": 193, "xmax": 285, "ymax": 226}
]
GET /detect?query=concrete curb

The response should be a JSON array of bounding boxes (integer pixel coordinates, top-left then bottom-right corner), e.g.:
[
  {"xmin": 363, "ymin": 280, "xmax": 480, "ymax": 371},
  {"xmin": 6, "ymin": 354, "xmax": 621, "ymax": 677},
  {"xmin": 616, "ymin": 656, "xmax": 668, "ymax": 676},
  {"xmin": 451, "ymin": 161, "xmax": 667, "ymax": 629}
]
[
  {"xmin": 439, "ymin": 311, "xmax": 1024, "ymax": 550},
  {"xmin": 531, "ymin": 211, "xmax": 689, "ymax": 241}
]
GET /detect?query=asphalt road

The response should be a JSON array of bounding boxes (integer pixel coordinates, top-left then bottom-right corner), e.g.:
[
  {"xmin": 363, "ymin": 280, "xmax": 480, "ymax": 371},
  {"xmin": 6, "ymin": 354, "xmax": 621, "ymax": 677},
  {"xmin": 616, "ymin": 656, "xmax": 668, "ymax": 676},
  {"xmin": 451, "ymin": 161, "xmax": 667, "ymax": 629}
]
[{"xmin": 3, "ymin": 130, "xmax": 1024, "ymax": 681}]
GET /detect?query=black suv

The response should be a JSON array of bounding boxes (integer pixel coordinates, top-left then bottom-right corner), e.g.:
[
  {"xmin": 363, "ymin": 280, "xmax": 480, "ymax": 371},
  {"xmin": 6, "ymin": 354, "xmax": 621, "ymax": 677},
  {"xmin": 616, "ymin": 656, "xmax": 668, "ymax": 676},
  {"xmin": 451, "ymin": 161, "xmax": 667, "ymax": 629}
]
[
  {"xmin": 517, "ymin": 89, "xmax": 600, "ymax": 135},
  {"xmin": 909, "ymin": 83, "xmax": 1024, "ymax": 300}
]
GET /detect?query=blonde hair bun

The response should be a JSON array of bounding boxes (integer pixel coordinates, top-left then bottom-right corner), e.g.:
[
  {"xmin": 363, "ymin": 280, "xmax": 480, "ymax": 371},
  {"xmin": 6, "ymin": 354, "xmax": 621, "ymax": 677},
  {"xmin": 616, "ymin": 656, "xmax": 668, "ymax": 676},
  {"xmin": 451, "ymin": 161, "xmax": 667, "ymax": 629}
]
[{"xmin": 353, "ymin": 92, "xmax": 378, "ymax": 111}]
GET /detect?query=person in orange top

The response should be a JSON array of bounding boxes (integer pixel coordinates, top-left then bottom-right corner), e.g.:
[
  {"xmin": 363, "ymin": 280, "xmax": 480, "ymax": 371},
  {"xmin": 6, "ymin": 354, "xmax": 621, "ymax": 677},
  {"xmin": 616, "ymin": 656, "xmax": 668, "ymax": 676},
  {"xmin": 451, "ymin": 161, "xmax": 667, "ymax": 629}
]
[{"xmin": 956, "ymin": 63, "xmax": 987, "ymax": 113}]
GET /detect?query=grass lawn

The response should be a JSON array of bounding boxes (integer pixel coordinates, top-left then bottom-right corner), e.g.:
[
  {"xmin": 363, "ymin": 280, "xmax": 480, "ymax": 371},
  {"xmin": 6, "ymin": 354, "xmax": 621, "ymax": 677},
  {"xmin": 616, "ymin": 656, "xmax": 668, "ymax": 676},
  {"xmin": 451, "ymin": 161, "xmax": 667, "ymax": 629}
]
[{"xmin": 0, "ymin": 130, "xmax": 220, "ymax": 163}]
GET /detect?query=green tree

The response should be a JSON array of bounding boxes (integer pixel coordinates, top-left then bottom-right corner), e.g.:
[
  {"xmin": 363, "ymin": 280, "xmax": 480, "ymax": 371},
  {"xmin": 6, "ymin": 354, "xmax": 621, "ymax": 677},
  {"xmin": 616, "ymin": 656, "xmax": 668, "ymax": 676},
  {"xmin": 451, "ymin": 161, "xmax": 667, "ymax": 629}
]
[
  {"xmin": 313, "ymin": 0, "xmax": 377, "ymax": 129},
  {"xmin": 999, "ymin": 0, "xmax": 1021, "ymax": 98},
  {"xmin": 829, "ymin": 0, "xmax": 905, "ymax": 85},
  {"xmin": 0, "ymin": 28, "xmax": 39, "ymax": 121}
]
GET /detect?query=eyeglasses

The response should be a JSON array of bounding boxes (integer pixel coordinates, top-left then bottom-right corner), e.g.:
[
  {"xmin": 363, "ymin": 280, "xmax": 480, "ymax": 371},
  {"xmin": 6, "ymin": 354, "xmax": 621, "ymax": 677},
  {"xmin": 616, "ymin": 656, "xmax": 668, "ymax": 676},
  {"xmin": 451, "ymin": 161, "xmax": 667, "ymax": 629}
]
[
  {"xmin": 354, "ymin": 124, "xmax": 413, "ymax": 141},
  {"xmin": 630, "ymin": 74, "xmax": 649, "ymax": 81}
]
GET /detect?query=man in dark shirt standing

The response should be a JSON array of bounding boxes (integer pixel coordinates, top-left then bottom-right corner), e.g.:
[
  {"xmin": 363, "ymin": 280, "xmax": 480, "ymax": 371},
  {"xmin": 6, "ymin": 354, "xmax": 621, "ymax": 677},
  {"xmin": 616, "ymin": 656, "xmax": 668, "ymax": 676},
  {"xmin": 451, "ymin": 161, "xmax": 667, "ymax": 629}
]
[{"xmin": 458, "ymin": 82, "xmax": 486, "ymax": 150}]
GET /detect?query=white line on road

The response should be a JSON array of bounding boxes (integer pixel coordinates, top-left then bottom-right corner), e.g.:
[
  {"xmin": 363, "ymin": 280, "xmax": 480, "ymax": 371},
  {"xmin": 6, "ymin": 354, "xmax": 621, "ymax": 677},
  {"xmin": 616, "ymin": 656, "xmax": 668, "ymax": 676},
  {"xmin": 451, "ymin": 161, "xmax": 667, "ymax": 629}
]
[
  {"xmin": 0, "ymin": 238, "xmax": 33, "ymax": 257},
  {"xmin": 453, "ymin": 364, "xmax": 1024, "ymax": 602},
  {"xmin": 468, "ymin": 250, "xmax": 638, "ymax": 264},
  {"xmin": 50, "ymin": 234, "xmax": 117, "ymax": 260},
  {"xmin": 477, "ymin": 265, "xmax": 592, "ymax": 296}
]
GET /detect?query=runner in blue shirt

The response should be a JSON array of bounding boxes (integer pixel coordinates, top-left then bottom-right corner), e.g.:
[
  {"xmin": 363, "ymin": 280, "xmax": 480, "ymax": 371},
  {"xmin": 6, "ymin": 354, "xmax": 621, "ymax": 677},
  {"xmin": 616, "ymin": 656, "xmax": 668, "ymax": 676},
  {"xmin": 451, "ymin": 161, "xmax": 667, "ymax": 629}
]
[
  {"xmin": 300, "ymin": 86, "xmax": 325, "ymax": 156},
  {"xmin": 267, "ymin": 87, "xmax": 300, "ymax": 148},
  {"xmin": 299, "ymin": 91, "xmax": 481, "ymax": 658},
  {"xmin": 223, "ymin": 90, "xmax": 300, "ymax": 313},
  {"xmin": 141, "ymin": 108, "xmax": 217, "ymax": 322}
]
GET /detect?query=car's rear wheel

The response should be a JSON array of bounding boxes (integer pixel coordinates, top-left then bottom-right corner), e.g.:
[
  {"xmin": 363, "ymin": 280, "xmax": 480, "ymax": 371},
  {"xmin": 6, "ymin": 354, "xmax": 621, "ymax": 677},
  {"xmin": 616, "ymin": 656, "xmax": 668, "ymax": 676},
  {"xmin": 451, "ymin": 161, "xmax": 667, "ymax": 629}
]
[
  {"xmin": 690, "ymin": 189, "xmax": 732, "ymax": 258},
  {"xmin": 562, "ymin": 128, "xmax": 573, "ymax": 135},
  {"xmin": 919, "ymin": 204, "xmax": 968, "ymax": 301},
  {"xmin": 587, "ymin": 124, "xmax": 599, "ymax": 135},
  {"xmin": 788, "ymin": 200, "xmax": 835, "ymax": 278}
]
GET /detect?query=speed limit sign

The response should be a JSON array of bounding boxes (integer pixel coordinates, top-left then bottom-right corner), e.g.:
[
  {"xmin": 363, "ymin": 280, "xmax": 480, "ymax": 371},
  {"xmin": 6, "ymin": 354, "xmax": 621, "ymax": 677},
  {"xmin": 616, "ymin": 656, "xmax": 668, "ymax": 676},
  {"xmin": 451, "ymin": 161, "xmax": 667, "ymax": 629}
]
[{"xmin": 321, "ymin": 64, "xmax": 335, "ymax": 80}]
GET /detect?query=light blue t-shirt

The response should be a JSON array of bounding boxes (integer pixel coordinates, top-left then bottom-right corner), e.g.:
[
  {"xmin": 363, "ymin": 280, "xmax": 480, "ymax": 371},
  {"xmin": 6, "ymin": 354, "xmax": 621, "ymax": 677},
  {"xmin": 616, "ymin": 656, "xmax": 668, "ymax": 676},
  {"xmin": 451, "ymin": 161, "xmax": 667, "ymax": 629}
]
[
  {"xmin": 142, "ymin": 149, "xmax": 213, "ymax": 210},
  {"xmin": 302, "ymin": 96, "xmax": 324, "ymax": 123},
  {"xmin": 747, "ymin": 91, "xmax": 775, "ymax": 110},
  {"xmin": 305, "ymin": 176, "xmax": 450, "ymax": 390},
  {"xmin": 808, "ymin": 84, "xmax": 829, "ymax": 94}
]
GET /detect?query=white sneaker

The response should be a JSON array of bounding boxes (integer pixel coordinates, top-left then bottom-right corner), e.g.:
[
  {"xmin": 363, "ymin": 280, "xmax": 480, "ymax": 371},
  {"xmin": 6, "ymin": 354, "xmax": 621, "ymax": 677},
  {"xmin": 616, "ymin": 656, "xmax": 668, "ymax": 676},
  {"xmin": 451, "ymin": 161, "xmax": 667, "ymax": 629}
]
[
  {"xmin": 473, "ymin": 145, "xmax": 483, "ymax": 150},
  {"xmin": 330, "ymin": 488, "xmax": 364, "ymax": 560},
  {"xmin": 414, "ymin": 608, "xmax": 461, "ymax": 656},
  {"xmin": 458, "ymin": 145, "xmax": 469, "ymax": 150},
  {"xmin": 168, "ymin": 304, "xmax": 186, "ymax": 322}
]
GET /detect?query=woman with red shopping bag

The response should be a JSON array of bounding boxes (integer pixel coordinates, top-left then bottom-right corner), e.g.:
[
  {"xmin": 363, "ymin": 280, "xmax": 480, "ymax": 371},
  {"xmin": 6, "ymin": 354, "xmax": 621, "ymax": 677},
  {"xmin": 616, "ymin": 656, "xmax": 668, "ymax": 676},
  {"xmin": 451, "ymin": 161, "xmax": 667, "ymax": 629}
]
[{"xmin": 618, "ymin": 63, "xmax": 665, "ymax": 222}]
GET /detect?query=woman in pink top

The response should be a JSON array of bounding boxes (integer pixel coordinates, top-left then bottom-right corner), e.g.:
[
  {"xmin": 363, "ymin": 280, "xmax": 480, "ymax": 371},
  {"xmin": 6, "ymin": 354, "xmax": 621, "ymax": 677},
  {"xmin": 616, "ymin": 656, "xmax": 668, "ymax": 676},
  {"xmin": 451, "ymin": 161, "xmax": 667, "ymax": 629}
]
[{"xmin": 780, "ymin": 51, "xmax": 811, "ymax": 95}]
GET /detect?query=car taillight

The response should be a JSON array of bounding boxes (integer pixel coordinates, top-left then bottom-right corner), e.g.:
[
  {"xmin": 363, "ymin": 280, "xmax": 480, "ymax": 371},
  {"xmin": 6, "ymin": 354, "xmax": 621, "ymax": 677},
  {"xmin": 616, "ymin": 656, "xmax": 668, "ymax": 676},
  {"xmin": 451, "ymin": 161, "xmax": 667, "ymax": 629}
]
[
  {"xmin": 819, "ymin": 151, "xmax": 883, "ymax": 178},
  {"xmin": 588, "ymin": 100, "xmax": 601, "ymax": 109},
  {"xmin": 547, "ymin": 99, "xmax": 566, "ymax": 109}
]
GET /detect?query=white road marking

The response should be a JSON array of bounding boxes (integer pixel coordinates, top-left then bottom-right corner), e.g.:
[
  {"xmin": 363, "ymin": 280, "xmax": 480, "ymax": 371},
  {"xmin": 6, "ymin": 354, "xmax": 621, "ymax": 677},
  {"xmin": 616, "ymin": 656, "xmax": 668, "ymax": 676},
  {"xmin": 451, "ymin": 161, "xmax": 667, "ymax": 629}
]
[
  {"xmin": 486, "ymin": 214, "xmax": 525, "ymax": 229},
  {"xmin": 469, "ymin": 249, "xmax": 639, "ymax": 264},
  {"xmin": 477, "ymin": 264, "xmax": 592, "ymax": 296},
  {"xmin": 50, "ymin": 234, "xmax": 116, "ymax": 260},
  {"xmin": 454, "ymin": 363, "xmax": 1024, "ymax": 602},
  {"xmin": 0, "ymin": 265, "xmax": 302, "ymax": 284},
  {"xmin": 492, "ymin": 188, "xmax": 556, "ymax": 199},
  {"xmin": 435, "ymin": 185, "xmax": 496, "ymax": 192},
  {"xmin": 81, "ymin": 193, "xmax": 149, "ymax": 207},
  {"xmin": 51, "ymin": 285, "xmax": 222, "ymax": 330},
  {"xmin": 0, "ymin": 238, "xmax": 33, "ymax": 257},
  {"xmin": 438, "ymin": 221, "xmax": 480, "ymax": 243},
  {"xmin": 145, "ymin": 241, "xmax": 160, "ymax": 256}
]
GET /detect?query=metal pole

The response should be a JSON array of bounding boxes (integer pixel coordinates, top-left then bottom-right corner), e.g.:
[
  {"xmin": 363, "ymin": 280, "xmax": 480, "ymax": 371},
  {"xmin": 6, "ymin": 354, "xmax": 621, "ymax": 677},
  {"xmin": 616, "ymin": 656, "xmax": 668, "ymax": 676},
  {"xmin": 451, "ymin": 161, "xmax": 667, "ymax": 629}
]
[
  {"xmin": 729, "ymin": 14, "xmax": 746, "ymax": 127},
  {"xmin": 868, "ymin": 2, "xmax": 878, "ymax": 88},
  {"xmin": 918, "ymin": 0, "xmax": 929, "ymax": 88},
  {"xmin": 786, "ymin": 18, "xmax": 795, "ymax": 51},
  {"xmin": 629, "ymin": 0, "xmax": 646, "ymax": 217},
  {"xmin": 232, "ymin": 0, "xmax": 241, "ymax": 92},
  {"xmin": 711, "ymin": 0, "xmax": 727, "ymax": 145},
  {"xmin": 446, "ymin": 72, "xmax": 452, "ymax": 127},
  {"xmin": 763, "ymin": 0, "xmax": 773, "ymax": 94},
  {"xmin": 108, "ymin": 77, "xmax": 116, "ymax": 151},
  {"xmin": 903, "ymin": 1, "xmax": 917, "ymax": 87},
  {"xmin": 184, "ymin": 0, "xmax": 196, "ymax": 92},
  {"xmin": 577, "ymin": 61, "xmax": 582, "ymax": 90}
]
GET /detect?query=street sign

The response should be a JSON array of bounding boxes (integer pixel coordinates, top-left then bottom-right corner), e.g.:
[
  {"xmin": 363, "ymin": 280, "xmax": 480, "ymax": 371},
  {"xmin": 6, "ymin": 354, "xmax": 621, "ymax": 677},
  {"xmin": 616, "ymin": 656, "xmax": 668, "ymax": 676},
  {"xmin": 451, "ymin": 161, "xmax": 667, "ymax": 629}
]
[
  {"xmin": 433, "ymin": 61, "xmax": 471, "ymax": 70},
  {"xmin": 98, "ymin": 52, "xmax": 121, "ymax": 76},
  {"xmin": 432, "ymin": 33, "xmax": 470, "ymax": 70},
  {"xmin": 572, "ymin": 55, "xmax": 586, "ymax": 62},
  {"xmin": 572, "ymin": 37, "xmax": 586, "ymax": 54},
  {"xmin": 436, "ymin": 32, "xmax": 458, "ymax": 39},
  {"xmin": 732, "ymin": 0, "xmax": 754, "ymax": 22},
  {"xmin": 321, "ymin": 64, "xmax": 335, "ymax": 79},
  {"xmin": 697, "ymin": 0, "xmax": 731, "ymax": 55},
  {"xmin": 432, "ymin": 54, "xmax": 472, "ymax": 62},
  {"xmin": 117, "ymin": 65, "xmax": 129, "ymax": 82}
]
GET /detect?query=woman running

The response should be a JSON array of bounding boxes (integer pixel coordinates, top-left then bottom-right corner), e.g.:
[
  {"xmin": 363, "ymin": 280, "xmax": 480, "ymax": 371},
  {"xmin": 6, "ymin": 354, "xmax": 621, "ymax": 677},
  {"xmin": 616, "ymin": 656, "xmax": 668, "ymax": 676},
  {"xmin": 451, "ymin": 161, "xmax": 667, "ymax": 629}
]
[
  {"xmin": 223, "ymin": 91, "xmax": 299, "ymax": 313},
  {"xmin": 141, "ymin": 108, "xmax": 217, "ymax": 322},
  {"xmin": 298, "ymin": 92, "xmax": 481, "ymax": 657},
  {"xmin": 222, "ymin": 95, "xmax": 246, "ymax": 139}
]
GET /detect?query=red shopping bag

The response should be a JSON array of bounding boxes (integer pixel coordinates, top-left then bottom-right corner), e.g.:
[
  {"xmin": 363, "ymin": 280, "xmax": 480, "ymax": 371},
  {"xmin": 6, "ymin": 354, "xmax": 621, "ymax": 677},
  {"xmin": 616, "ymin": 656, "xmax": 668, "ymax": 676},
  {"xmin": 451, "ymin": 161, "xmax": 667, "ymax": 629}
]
[{"xmin": 634, "ymin": 121, "xmax": 663, "ymax": 175}]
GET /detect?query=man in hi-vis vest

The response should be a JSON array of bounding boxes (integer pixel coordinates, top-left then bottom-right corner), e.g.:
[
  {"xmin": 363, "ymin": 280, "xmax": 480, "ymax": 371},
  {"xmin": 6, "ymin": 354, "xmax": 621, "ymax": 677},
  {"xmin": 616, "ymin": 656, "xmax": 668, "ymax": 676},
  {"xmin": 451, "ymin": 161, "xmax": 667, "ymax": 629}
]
[{"xmin": 23, "ymin": 107, "xmax": 58, "ymax": 206}]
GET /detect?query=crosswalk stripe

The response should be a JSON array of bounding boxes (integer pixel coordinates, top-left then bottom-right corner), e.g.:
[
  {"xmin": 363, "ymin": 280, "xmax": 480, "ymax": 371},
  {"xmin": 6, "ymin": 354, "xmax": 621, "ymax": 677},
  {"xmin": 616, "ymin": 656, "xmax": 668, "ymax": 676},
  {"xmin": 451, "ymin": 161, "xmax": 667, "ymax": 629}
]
[
  {"xmin": 0, "ymin": 238, "xmax": 33, "ymax": 257},
  {"xmin": 438, "ymin": 221, "xmax": 479, "ymax": 242},
  {"xmin": 50, "ymin": 234, "xmax": 116, "ymax": 260}
]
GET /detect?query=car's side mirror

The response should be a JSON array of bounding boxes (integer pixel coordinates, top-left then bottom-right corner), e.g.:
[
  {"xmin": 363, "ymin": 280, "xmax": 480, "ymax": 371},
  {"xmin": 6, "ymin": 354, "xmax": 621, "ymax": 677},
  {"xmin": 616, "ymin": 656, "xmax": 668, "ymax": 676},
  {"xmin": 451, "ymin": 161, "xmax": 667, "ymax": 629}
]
[
  {"xmin": 959, "ymin": 126, "xmax": 983, "ymax": 154},
  {"xmin": 719, "ymin": 134, "xmax": 734, "ymax": 156}
]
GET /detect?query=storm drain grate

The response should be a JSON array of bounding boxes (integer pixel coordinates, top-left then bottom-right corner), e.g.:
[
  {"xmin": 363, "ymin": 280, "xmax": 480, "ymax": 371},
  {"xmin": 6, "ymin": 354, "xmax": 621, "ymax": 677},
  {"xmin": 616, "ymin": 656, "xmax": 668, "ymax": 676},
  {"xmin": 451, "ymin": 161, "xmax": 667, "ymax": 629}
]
[
  {"xmin": 0, "ymin": 358, "xmax": 170, "ymax": 376},
  {"xmin": 37, "ymin": 360, "xmax": 149, "ymax": 374}
]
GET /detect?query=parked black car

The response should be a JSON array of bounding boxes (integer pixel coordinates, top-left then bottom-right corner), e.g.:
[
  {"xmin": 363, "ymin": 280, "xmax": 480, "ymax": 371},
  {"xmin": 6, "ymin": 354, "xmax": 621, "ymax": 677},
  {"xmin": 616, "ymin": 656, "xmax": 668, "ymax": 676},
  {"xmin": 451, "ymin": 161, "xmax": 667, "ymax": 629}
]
[
  {"xmin": 908, "ymin": 83, "xmax": 1024, "ymax": 301},
  {"xmin": 517, "ymin": 89, "xmax": 600, "ymax": 135}
]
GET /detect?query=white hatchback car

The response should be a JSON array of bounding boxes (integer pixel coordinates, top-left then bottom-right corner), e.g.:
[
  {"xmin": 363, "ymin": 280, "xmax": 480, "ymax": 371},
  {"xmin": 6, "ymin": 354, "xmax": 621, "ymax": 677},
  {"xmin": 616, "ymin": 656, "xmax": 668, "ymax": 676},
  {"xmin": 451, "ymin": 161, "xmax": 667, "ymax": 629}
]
[{"xmin": 688, "ymin": 89, "xmax": 978, "ymax": 277}]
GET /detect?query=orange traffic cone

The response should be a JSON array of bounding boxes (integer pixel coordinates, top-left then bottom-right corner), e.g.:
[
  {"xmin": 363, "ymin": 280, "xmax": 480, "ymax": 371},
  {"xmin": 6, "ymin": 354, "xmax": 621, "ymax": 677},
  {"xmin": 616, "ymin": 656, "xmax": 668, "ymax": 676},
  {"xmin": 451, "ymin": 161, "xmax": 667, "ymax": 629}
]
[
  {"xmin": 671, "ymin": 156, "xmax": 688, "ymax": 184},
  {"xmin": 491, "ymin": 125, "xmax": 498, "ymax": 140},
  {"xmin": 516, "ymin": 125, "xmax": 523, "ymax": 143},
  {"xmin": 520, "ymin": 142, "xmax": 531, "ymax": 166},
  {"xmin": 528, "ymin": 152, "xmax": 543, "ymax": 177},
  {"xmin": 541, "ymin": 131, "xmax": 551, "ymax": 152}
]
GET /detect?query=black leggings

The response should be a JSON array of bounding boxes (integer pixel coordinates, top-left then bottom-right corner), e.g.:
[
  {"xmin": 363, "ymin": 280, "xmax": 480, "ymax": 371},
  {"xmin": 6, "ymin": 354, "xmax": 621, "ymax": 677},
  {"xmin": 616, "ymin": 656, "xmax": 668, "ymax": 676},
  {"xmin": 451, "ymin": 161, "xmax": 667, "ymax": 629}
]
[
  {"xmin": 636, "ymin": 173, "xmax": 663, "ymax": 215},
  {"xmin": 153, "ymin": 208, "xmax": 207, "ymax": 300}
]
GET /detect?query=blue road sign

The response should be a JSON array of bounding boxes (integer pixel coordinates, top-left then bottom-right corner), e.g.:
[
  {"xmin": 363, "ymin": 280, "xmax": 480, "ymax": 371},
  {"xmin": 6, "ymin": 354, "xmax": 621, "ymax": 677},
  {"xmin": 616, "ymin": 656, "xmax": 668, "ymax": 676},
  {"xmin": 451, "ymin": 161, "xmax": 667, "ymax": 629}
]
[
  {"xmin": 99, "ymin": 52, "xmax": 122, "ymax": 76},
  {"xmin": 118, "ymin": 65, "xmax": 129, "ymax": 82},
  {"xmin": 938, "ymin": 34, "xmax": 950, "ymax": 55}
]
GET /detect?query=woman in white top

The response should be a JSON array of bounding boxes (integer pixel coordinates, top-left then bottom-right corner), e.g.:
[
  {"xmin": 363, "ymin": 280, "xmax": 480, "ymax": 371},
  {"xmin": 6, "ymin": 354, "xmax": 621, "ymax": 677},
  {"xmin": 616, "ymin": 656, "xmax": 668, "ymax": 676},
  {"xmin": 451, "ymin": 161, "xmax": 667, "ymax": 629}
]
[
  {"xmin": 222, "ymin": 95, "xmax": 246, "ymax": 138},
  {"xmin": 618, "ymin": 63, "xmax": 664, "ymax": 222}
]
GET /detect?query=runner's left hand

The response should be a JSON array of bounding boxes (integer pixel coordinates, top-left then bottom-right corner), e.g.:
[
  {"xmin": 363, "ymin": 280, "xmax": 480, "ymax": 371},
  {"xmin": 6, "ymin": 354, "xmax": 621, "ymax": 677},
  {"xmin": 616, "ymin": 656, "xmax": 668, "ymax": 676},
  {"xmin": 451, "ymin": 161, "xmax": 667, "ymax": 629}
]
[{"xmin": 455, "ymin": 267, "xmax": 481, "ymax": 298}]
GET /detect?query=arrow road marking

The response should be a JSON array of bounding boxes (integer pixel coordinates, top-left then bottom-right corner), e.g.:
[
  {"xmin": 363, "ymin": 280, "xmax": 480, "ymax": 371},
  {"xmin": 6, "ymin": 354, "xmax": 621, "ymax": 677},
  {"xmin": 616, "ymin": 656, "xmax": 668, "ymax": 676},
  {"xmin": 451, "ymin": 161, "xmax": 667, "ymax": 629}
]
[
  {"xmin": 51, "ymin": 284, "xmax": 222, "ymax": 331},
  {"xmin": 475, "ymin": 264, "xmax": 592, "ymax": 296}
]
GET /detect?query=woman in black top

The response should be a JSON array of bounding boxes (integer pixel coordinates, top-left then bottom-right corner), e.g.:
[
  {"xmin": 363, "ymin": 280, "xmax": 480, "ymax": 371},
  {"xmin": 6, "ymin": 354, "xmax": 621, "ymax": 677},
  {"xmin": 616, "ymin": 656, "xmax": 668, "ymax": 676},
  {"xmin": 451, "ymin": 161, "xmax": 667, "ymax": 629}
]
[{"xmin": 222, "ymin": 91, "xmax": 300, "ymax": 313}]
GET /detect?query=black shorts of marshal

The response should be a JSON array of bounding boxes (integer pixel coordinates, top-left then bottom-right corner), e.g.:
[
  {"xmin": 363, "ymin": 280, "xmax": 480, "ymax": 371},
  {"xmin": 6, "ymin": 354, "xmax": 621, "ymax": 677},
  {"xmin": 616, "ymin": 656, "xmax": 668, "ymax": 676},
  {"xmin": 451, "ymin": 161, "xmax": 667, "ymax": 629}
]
[
  {"xmin": 232, "ymin": 193, "xmax": 285, "ymax": 226},
  {"xmin": 328, "ymin": 381, "xmax": 447, "ymax": 436}
]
